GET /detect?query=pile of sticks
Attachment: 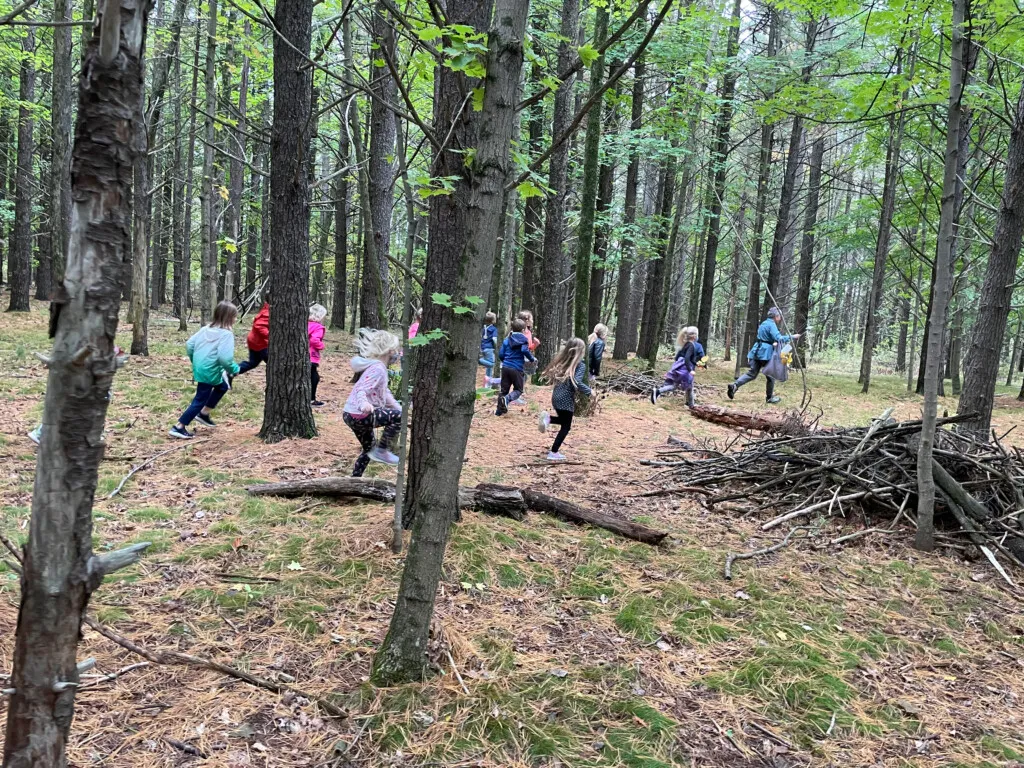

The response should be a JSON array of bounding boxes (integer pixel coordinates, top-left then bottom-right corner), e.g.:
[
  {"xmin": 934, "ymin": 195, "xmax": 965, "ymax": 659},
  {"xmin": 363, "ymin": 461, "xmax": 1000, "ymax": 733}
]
[
  {"xmin": 644, "ymin": 409, "xmax": 1024, "ymax": 579},
  {"xmin": 598, "ymin": 366, "xmax": 713, "ymax": 398}
]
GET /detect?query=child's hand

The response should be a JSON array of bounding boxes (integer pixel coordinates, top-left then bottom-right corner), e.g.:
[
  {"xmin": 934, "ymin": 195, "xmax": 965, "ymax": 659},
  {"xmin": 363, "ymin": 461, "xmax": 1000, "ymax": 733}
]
[{"xmin": 361, "ymin": 403, "xmax": 374, "ymax": 416}]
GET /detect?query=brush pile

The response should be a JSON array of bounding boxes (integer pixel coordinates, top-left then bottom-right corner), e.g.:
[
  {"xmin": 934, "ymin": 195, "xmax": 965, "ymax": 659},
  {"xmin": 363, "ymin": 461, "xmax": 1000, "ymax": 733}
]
[
  {"xmin": 598, "ymin": 366, "xmax": 714, "ymax": 399},
  {"xmin": 645, "ymin": 409, "xmax": 1024, "ymax": 574}
]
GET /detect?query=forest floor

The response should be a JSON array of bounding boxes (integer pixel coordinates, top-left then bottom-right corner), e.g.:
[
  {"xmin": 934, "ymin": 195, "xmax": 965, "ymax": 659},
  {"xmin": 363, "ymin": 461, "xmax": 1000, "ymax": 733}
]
[{"xmin": 2, "ymin": 303, "xmax": 1024, "ymax": 768}]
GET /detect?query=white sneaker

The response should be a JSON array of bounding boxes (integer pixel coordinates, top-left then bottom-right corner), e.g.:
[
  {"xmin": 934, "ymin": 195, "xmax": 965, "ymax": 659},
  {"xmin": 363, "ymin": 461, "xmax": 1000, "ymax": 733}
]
[
  {"xmin": 369, "ymin": 447, "xmax": 400, "ymax": 466},
  {"xmin": 538, "ymin": 411, "xmax": 550, "ymax": 433},
  {"xmin": 511, "ymin": 396, "xmax": 527, "ymax": 407},
  {"xmin": 547, "ymin": 451, "xmax": 566, "ymax": 462},
  {"xmin": 27, "ymin": 425, "xmax": 42, "ymax": 445}
]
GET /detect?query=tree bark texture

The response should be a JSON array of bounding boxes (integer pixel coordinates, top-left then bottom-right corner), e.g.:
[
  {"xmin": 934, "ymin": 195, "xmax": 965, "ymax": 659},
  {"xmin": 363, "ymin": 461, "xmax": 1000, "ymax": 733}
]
[
  {"xmin": 536, "ymin": 0, "xmax": 579, "ymax": 367},
  {"xmin": 738, "ymin": 123, "xmax": 773, "ymax": 376},
  {"xmin": 638, "ymin": 156, "xmax": 676, "ymax": 366},
  {"xmin": 259, "ymin": 0, "xmax": 316, "ymax": 443},
  {"xmin": 573, "ymin": 4, "xmax": 608, "ymax": 338},
  {"xmin": 957, "ymin": 85, "xmax": 1024, "ymax": 437},
  {"xmin": 6, "ymin": 29, "xmax": 34, "ymax": 313},
  {"xmin": 519, "ymin": 62, "xmax": 543, "ymax": 315},
  {"xmin": 793, "ymin": 135, "xmax": 825, "ymax": 366},
  {"xmin": 917, "ymin": 0, "xmax": 966, "ymax": 552},
  {"xmin": 360, "ymin": 0, "xmax": 397, "ymax": 329},
  {"xmin": 50, "ymin": 0, "xmax": 73, "ymax": 288},
  {"xmin": 332, "ymin": 102, "xmax": 351, "ymax": 329},
  {"xmin": 2, "ymin": 2, "xmax": 152, "ymax": 763},
  {"xmin": 612, "ymin": 54, "xmax": 645, "ymax": 360},
  {"xmin": 223, "ymin": 19, "xmax": 250, "ymax": 304},
  {"xmin": 371, "ymin": 0, "xmax": 527, "ymax": 686},
  {"xmin": 177, "ymin": 23, "xmax": 201, "ymax": 331},
  {"xmin": 199, "ymin": 0, "xmax": 218, "ymax": 325},
  {"xmin": 695, "ymin": 0, "xmax": 741, "ymax": 343}
]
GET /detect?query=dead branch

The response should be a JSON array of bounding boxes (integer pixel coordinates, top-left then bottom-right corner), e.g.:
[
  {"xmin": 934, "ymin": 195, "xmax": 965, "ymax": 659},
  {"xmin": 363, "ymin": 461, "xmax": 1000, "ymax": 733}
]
[
  {"xmin": 724, "ymin": 526, "xmax": 809, "ymax": 580},
  {"xmin": 106, "ymin": 441, "xmax": 203, "ymax": 500}
]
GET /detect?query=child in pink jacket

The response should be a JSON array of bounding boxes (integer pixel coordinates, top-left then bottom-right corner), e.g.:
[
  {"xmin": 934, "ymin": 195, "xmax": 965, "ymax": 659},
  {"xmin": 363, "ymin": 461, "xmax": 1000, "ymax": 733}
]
[
  {"xmin": 343, "ymin": 329, "xmax": 403, "ymax": 476},
  {"xmin": 309, "ymin": 304, "xmax": 327, "ymax": 406}
]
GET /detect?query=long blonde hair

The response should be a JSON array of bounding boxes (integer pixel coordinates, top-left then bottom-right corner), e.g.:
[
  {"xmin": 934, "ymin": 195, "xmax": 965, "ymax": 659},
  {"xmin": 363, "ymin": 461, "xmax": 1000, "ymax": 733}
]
[
  {"xmin": 356, "ymin": 328, "xmax": 401, "ymax": 361},
  {"xmin": 676, "ymin": 326, "xmax": 698, "ymax": 348},
  {"xmin": 544, "ymin": 338, "xmax": 586, "ymax": 388},
  {"xmin": 588, "ymin": 323, "xmax": 608, "ymax": 345}
]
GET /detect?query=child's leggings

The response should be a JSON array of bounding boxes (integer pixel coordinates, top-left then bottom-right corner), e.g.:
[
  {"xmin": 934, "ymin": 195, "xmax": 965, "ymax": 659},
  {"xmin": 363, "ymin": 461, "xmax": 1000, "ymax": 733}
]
[
  {"xmin": 343, "ymin": 409, "xmax": 402, "ymax": 477},
  {"xmin": 310, "ymin": 363, "xmax": 320, "ymax": 401},
  {"xmin": 549, "ymin": 409, "xmax": 574, "ymax": 453}
]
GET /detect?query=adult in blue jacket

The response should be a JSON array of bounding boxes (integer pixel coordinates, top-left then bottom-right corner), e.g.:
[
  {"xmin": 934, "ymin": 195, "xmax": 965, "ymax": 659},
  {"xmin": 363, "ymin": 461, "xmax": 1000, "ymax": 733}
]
[{"xmin": 727, "ymin": 307, "xmax": 800, "ymax": 404}]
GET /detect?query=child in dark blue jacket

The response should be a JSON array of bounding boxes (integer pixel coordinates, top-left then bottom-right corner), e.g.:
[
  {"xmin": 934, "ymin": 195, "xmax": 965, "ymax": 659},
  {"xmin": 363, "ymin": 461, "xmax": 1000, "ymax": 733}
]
[
  {"xmin": 496, "ymin": 318, "xmax": 535, "ymax": 415},
  {"xmin": 479, "ymin": 311, "xmax": 499, "ymax": 384}
]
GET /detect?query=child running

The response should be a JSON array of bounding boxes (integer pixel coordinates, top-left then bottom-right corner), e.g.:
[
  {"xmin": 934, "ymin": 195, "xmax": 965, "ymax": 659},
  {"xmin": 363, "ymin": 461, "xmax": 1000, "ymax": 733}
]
[
  {"xmin": 538, "ymin": 338, "xmax": 591, "ymax": 461},
  {"xmin": 515, "ymin": 310, "xmax": 540, "ymax": 405},
  {"xmin": 587, "ymin": 323, "xmax": 608, "ymax": 378},
  {"xmin": 479, "ymin": 311, "xmax": 498, "ymax": 384},
  {"xmin": 343, "ymin": 329, "xmax": 403, "ymax": 476},
  {"xmin": 169, "ymin": 301, "xmax": 240, "ymax": 439},
  {"xmin": 236, "ymin": 298, "xmax": 270, "ymax": 376},
  {"xmin": 308, "ymin": 304, "xmax": 327, "ymax": 407},
  {"xmin": 650, "ymin": 326, "xmax": 702, "ymax": 408},
  {"xmin": 496, "ymin": 318, "xmax": 535, "ymax": 415}
]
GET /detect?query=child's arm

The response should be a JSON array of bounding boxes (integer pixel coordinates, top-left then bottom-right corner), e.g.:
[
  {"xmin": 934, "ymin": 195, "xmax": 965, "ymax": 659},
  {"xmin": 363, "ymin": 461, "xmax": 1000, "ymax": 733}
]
[
  {"xmin": 575, "ymin": 362, "xmax": 592, "ymax": 396},
  {"xmin": 218, "ymin": 331, "xmax": 240, "ymax": 375},
  {"xmin": 523, "ymin": 342, "xmax": 536, "ymax": 363},
  {"xmin": 310, "ymin": 325, "xmax": 326, "ymax": 351}
]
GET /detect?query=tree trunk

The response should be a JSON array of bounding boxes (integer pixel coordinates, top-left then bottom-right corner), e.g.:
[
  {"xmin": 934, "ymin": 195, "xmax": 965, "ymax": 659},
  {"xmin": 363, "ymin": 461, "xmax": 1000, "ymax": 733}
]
[
  {"xmin": 50, "ymin": 0, "xmax": 73, "ymax": 289},
  {"xmin": 199, "ymin": 0, "xmax": 218, "ymax": 325},
  {"xmin": 1007, "ymin": 316, "xmax": 1022, "ymax": 387},
  {"xmin": 259, "ymin": 0, "xmax": 316, "ymax": 443},
  {"xmin": 2, "ymin": 2, "xmax": 152, "ymax": 762},
  {"xmin": 177, "ymin": 23, "xmax": 201, "ymax": 331},
  {"xmin": 359, "ymin": 0, "xmax": 396, "ymax": 329},
  {"xmin": 695, "ymin": 0, "xmax": 741, "ymax": 343},
  {"xmin": 957, "ymin": 86, "xmax": 1024, "ymax": 436},
  {"xmin": 331, "ymin": 103, "xmax": 350, "ymax": 329},
  {"xmin": 738, "ymin": 123, "xmax": 774, "ymax": 376},
  {"xmin": 573, "ymin": 4, "xmax": 608, "ymax": 337},
  {"xmin": 917, "ymin": 0, "xmax": 966, "ymax": 552},
  {"xmin": 723, "ymin": 193, "xmax": 747, "ymax": 362},
  {"xmin": 520, "ymin": 63, "xmax": 543, "ymax": 315},
  {"xmin": 638, "ymin": 157, "xmax": 676, "ymax": 365},
  {"xmin": 223, "ymin": 19, "xmax": 250, "ymax": 304},
  {"xmin": 612, "ymin": 53, "xmax": 645, "ymax": 360},
  {"xmin": 536, "ymin": 0, "xmax": 579, "ymax": 367},
  {"xmin": 895, "ymin": 295, "xmax": 910, "ymax": 372},
  {"xmin": 371, "ymin": 0, "xmax": 527, "ymax": 686},
  {"xmin": 129, "ymin": 114, "xmax": 150, "ymax": 355},
  {"xmin": 793, "ymin": 135, "xmax": 825, "ymax": 367},
  {"xmin": 6, "ymin": 28, "xmax": 34, "ymax": 313}
]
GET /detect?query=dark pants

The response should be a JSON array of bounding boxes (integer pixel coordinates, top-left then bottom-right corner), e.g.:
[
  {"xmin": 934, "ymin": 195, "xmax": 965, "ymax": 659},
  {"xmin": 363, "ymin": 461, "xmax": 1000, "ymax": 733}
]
[
  {"xmin": 237, "ymin": 347, "xmax": 268, "ymax": 374},
  {"xmin": 344, "ymin": 409, "xmax": 402, "ymax": 477},
  {"xmin": 550, "ymin": 409, "xmax": 574, "ymax": 453},
  {"xmin": 179, "ymin": 382, "xmax": 229, "ymax": 426},
  {"xmin": 734, "ymin": 359, "xmax": 774, "ymax": 400},
  {"xmin": 590, "ymin": 359, "xmax": 601, "ymax": 378},
  {"xmin": 310, "ymin": 363, "xmax": 320, "ymax": 401},
  {"xmin": 500, "ymin": 367, "xmax": 525, "ymax": 403}
]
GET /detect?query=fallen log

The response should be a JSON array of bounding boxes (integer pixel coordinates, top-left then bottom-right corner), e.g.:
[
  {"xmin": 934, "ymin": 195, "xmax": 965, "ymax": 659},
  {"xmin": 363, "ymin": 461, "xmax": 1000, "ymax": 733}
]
[
  {"xmin": 688, "ymin": 404, "xmax": 811, "ymax": 436},
  {"xmin": 247, "ymin": 478, "xmax": 667, "ymax": 545}
]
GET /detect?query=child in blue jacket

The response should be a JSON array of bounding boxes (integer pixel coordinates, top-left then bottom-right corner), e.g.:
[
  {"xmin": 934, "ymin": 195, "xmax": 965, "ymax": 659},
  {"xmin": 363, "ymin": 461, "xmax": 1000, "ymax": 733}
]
[{"xmin": 496, "ymin": 318, "xmax": 535, "ymax": 415}]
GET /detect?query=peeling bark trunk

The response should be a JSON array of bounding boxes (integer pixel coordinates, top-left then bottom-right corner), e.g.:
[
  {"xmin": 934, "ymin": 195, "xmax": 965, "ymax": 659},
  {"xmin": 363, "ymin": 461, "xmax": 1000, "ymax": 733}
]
[
  {"xmin": 2, "ymin": 2, "xmax": 153, "ymax": 762},
  {"xmin": 6, "ymin": 29, "xmax": 34, "ymax": 313}
]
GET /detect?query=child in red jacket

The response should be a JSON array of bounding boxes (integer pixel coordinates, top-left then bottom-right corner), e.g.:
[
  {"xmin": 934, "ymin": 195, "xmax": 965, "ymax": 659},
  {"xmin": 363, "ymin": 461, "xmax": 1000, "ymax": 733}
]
[
  {"xmin": 237, "ymin": 301, "xmax": 270, "ymax": 375},
  {"xmin": 309, "ymin": 304, "xmax": 327, "ymax": 406}
]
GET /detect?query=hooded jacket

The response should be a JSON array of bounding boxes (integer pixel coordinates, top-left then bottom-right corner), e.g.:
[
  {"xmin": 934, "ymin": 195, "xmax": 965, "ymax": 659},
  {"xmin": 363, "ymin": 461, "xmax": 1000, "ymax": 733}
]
[
  {"xmin": 344, "ymin": 357, "xmax": 400, "ymax": 416},
  {"xmin": 498, "ymin": 332, "xmax": 536, "ymax": 372},
  {"xmin": 248, "ymin": 303, "xmax": 270, "ymax": 352},
  {"xmin": 186, "ymin": 326, "xmax": 240, "ymax": 385},
  {"xmin": 308, "ymin": 320, "xmax": 326, "ymax": 364},
  {"xmin": 747, "ymin": 319, "xmax": 791, "ymax": 362}
]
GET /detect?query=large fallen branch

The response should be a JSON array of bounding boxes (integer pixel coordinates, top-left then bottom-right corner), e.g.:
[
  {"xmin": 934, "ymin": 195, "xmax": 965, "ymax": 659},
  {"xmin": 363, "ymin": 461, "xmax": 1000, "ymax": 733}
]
[
  {"xmin": 247, "ymin": 478, "xmax": 667, "ymax": 546},
  {"xmin": 687, "ymin": 404, "xmax": 812, "ymax": 436}
]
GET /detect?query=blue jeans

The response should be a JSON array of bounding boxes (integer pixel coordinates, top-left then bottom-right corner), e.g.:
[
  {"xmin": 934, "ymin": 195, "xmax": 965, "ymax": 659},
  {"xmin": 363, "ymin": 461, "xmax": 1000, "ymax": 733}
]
[
  {"xmin": 237, "ymin": 348, "xmax": 267, "ymax": 374},
  {"xmin": 479, "ymin": 349, "xmax": 495, "ymax": 378},
  {"xmin": 179, "ymin": 382, "xmax": 229, "ymax": 426}
]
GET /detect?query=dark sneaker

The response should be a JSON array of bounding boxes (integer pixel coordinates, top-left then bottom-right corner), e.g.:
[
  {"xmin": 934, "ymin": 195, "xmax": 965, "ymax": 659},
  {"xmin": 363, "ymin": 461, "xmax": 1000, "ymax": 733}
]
[
  {"xmin": 496, "ymin": 395, "xmax": 508, "ymax": 416},
  {"xmin": 727, "ymin": 383, "xmax": 736, "ymax": 400},
  {"xmin": 650, "ymin": 388, "xmax": 659, "ymax": 405},
  {"xmin": 766, "ymin": 396, "xmax": 781, "ymax": 404},
  {"xmin": 311, "ymin": 400, "xmax": 325, "ymax": 407},
  {"xmin": 168, "ymin": 425, "xmax": 193, "ymax": 439},
  {"xmin": 195, "ymin": 413, "xmax": 216, "ymax": 428}
]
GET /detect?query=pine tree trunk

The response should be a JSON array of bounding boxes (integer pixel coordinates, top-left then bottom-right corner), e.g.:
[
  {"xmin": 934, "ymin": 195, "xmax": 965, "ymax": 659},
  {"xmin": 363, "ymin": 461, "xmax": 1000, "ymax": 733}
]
[
  {"xmin": 612, "ymin": 53, "xmax": 645, "ymax": 360},
  {"xmin": 957, "ymin": 86, "xmax": 1024, "ymax": 436},
  {"xmin": 199, "ymin": 0, "xmax": 218, "ymax": 325},
  {"xmin": 520, "ymin": 62, "xmax": 543, "ymax": 314},
  {"xmin": 171, "ymin": 45, "xmax": 185, "ymax": 321},
  {"xmin": 6, "ymin": 29, "xmax": 34, "ymax": 313},
  {"xmin": 792, "ymin": 135, "xmax": 825, "ymax": 368},
  {"xmin": 573, "ymin": 4, "xmax": 608, "ymax": 337},
  {"xmin": 895, "ymin": 295, "xmax": 910, "ymax": 372},
  {"xmin": 178, "ymin": 24, "xmax": 201, "ymax": 331},
  {"xmin": 1007, "ymin": 316, "xmax": 1022, "ymax": 387},
  {"xmin": 259, "ymin": 0, "xmax": 316, "ymax": 443},
  {"xmin": 50, "ymin": 0, "xmax": 73, "ymax": 289},
  {"xmin": 372, "ymin": 0, "xmax": 528, "ymax": 686},
  {"xmin": 129, "ymin": 91, "xmax": 150, "ymax": 354},
  {"xmin": 695, "ymin": 0, "xmax": 741, "ymax": 343},
  {"xmin": 2, "ymin": 2, "xmax": 152, "ymax": 762},
  {"xmin": 638, "ymin": 157, "xmax": 676, "ymax": 366},
  {"xmin": 224, "ymin": 20, "xmax": 250, "ymax": 304},
  {"xmin": 588, "ymin": 135, "xmax": 615, "ymax": 333},
  {"xmin": 331, "ymin": 103, "xmax": 350, "ymax": 329},
  {"xmin": 536, "ymin": 0, "xmax": 579, "ymax": 367},
  {"xmin": 917, "ymin": 0, "xmax": 966, "ymax": 553},
  {"xmin": 737, "ymin": 122, "xmax": 774, "ymax": 376},
  {"xmin": 360, "ymin": 0, "xmax": 396, "ymax": 329},
  {"xmin": 723, "ymin": 193, "xmax": 747, "ymax": 362},
  {"xmin": 35, "ymin": 127, "xmax": 52, "ymax": 303}
]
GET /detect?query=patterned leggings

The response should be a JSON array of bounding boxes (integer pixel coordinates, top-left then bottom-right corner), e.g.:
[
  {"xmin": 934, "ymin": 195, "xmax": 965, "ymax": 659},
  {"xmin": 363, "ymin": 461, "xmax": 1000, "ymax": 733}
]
[{"xmin": 343, "ymin": 409, "xmax": 402, "ymax": 477}]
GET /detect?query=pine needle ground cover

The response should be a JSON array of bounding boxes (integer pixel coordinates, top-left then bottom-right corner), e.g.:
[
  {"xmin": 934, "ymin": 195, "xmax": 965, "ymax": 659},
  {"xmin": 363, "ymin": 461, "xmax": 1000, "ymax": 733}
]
[{"xmin": 1, "ymin": 305, "xmax": 1023, "ymax": 767}]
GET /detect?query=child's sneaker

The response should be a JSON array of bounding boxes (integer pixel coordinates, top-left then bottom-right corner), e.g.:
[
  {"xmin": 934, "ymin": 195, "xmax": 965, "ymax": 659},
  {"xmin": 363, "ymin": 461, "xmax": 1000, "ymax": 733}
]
[
  {"xmin": 650, "ymin": 387, "xmax": 660, "ymax": 405},
  {"xmin": 496, "ymin": 395, "xmax": 509, "ymax": 416},
  {"xmin": 511, "ymin": 396, "xmax": 526, "ymax": 407},
  {"xmin": 766, "ymin": 396, "xmax": 781, "ymax": 404},
  {"xmin": 223, "ymin": 370, "xmax": 233, "ymax": 390},
  {"xmin": 195, "ymin": 413, "xmax": 216, "ymax": 428},
  {"xmin": 311, "ymin": 400, "xmax": 325, "ymax": 407},
  {"xmin": 168, "ymin": 425, "xmax": 193, "ymax": 440},
  {"xmin": 547, "ymin": 451, "xmax": 566, "ymax": 462},
  {"xmin": 538, "ymin": 411, "xmax": 550, "ymax": 433},
  {"xmin": 727, "ymin": 383, "xmax": 736, "ymax": 400},
  {"xmin": 27, "ymin": 425, "xmax": 42, "ymax": 445},
  {"xmin": 369, "ymin": 447, "xmax": 399, "ymax": 466}
]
